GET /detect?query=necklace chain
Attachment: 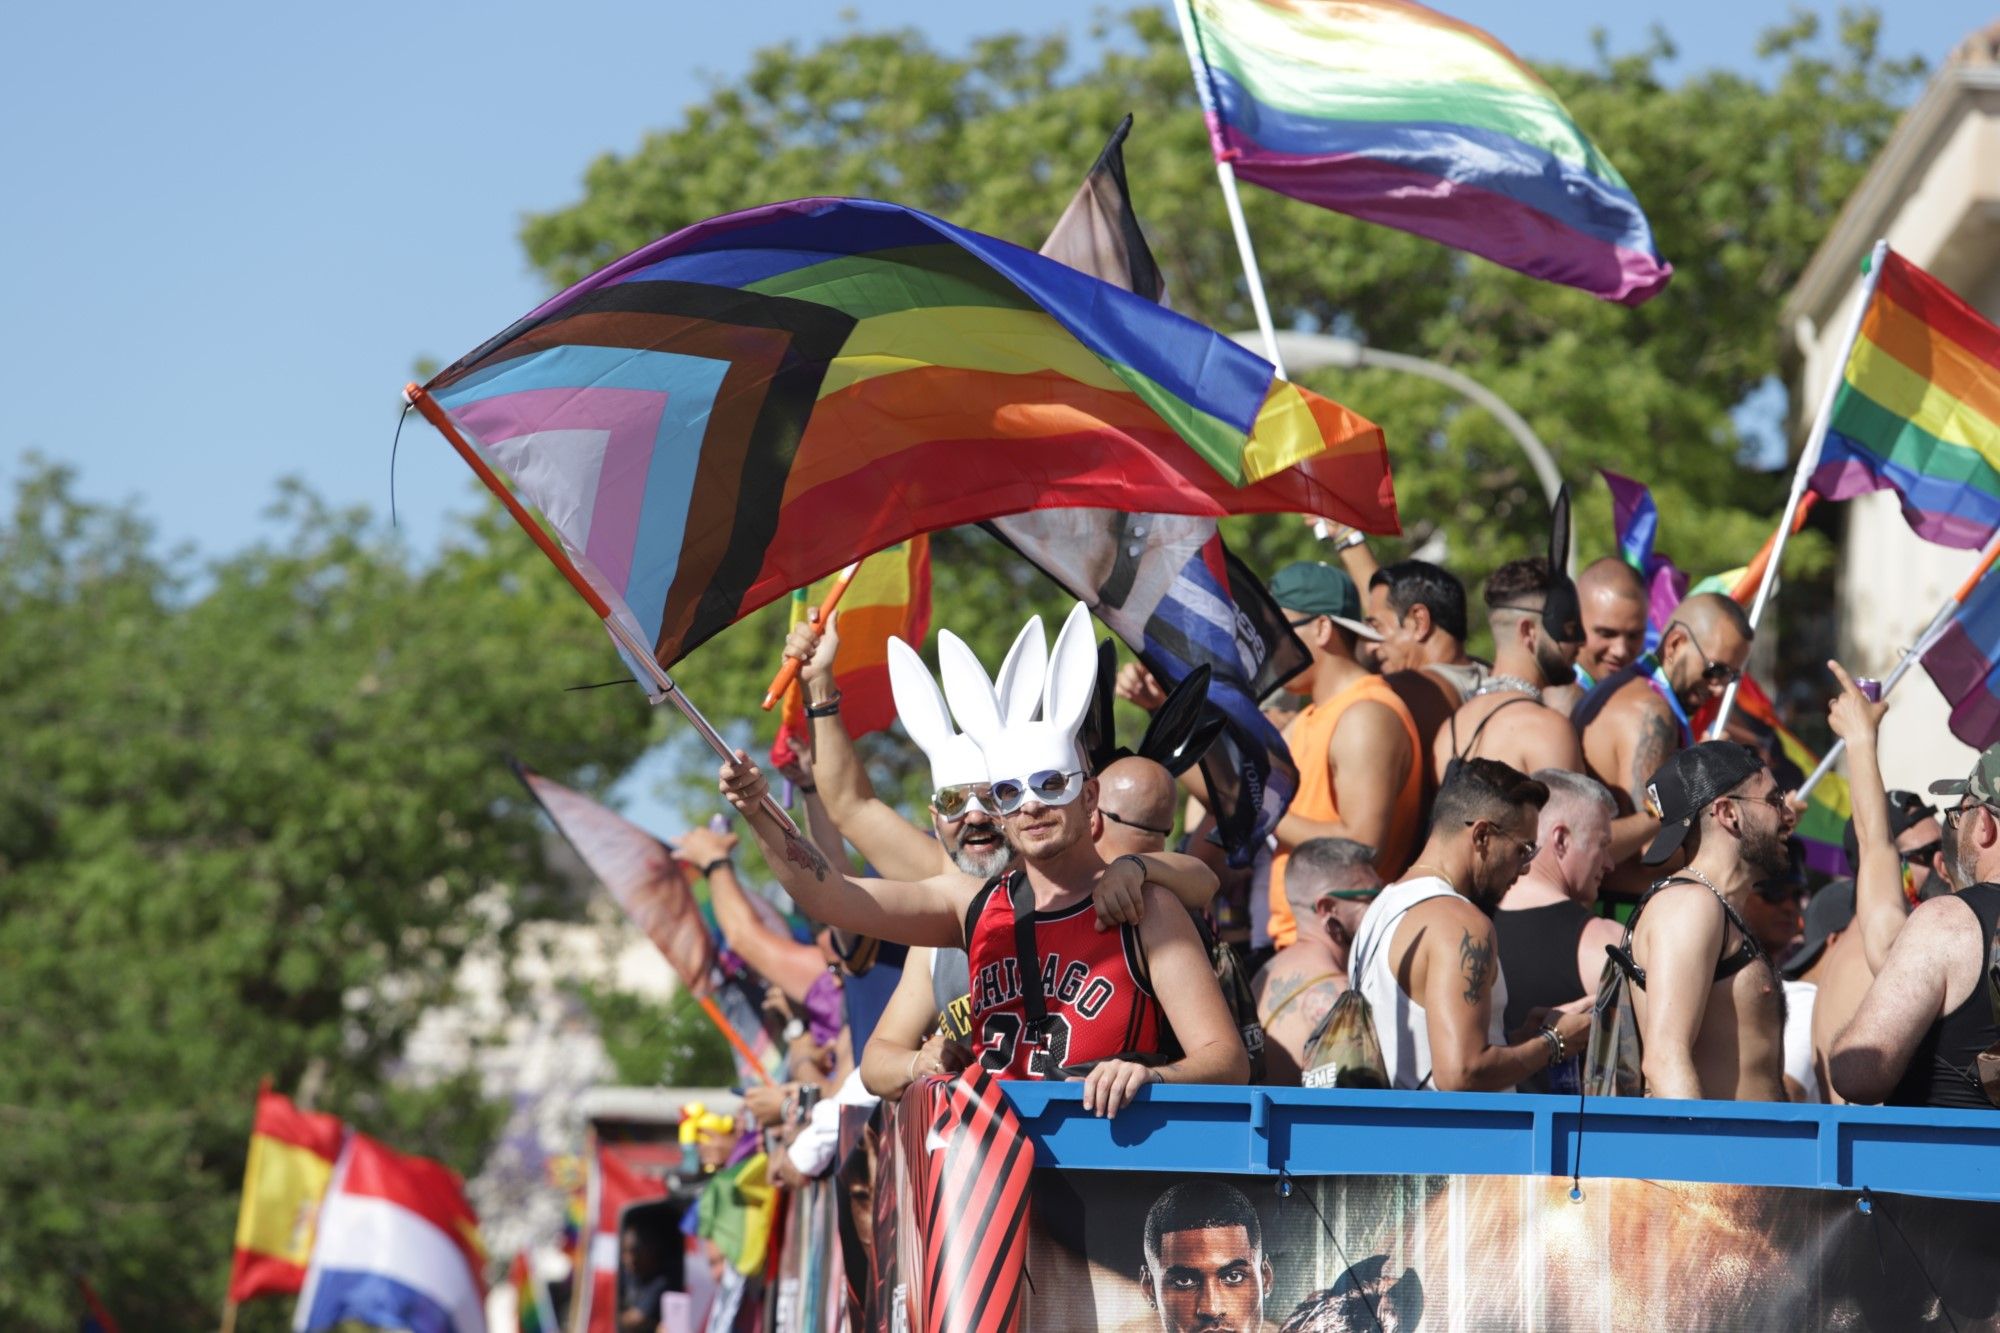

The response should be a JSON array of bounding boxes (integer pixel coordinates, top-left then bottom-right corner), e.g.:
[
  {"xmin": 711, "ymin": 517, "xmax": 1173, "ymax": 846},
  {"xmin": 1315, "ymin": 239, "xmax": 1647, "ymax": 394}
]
[{"xmin": 1476, "ymin": 674, "xmax": 1543, "ymax": 703}]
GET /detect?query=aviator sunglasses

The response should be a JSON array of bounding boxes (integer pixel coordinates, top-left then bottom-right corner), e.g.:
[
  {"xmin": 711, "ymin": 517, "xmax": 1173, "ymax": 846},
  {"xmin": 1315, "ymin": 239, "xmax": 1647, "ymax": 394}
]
[{"xmin": 929, "ymin": 783, "xmax": 996, "ymax": 822}]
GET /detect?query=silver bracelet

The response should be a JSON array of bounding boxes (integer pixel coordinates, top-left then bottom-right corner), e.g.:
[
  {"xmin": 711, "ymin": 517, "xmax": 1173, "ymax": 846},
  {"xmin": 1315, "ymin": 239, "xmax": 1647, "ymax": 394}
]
[{"xmin": 1539, "ymin": 1025, "xmax": 1566, "ymax": 1064}]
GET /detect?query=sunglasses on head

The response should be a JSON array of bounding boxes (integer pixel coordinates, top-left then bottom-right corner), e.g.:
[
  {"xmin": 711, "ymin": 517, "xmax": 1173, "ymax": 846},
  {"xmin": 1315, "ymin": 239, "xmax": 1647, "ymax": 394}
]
[
  {"xmin": 987, "ymin": 769, "xmax": 1086, "ymax": 816},
  {"xmin": 930, "ymin": 783, "xmax": 995, "ymax": 822},
  {"xmin": 1664, "ymin": 620, "xmax": 1741, "ymax": 687}
]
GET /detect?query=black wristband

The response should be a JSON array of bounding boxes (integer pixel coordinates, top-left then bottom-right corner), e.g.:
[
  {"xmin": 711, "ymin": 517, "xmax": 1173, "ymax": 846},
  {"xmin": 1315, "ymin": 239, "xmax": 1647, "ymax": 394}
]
[
  {"xmin": 797, "ymin": 784, "xmax": 817, "ymax": 794},
  {"xmin": 1115, "ymin": 853, "xmax": 1149, "ymax": 878},
  {"xmin": 805, "ymin": 692, "xmax": 843, "ymax": 719},
  {"xmin": 698, "ymin": 856, "xmax": 733, "ymax": 877}
]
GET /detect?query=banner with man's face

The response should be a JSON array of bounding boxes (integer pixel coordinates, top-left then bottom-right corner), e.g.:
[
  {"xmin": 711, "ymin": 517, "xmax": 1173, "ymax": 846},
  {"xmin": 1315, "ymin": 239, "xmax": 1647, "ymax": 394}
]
[{"xmin": 1022, "ymin": 1168, "xmax": 2000, "ymax": 1331}]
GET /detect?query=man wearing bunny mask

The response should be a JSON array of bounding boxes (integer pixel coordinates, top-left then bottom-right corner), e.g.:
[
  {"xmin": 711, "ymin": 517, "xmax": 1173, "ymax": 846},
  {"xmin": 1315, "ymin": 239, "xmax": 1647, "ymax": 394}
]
[{"xmin": 721, "ymin": 604, "xmax": 1250, "ymax": 1117}]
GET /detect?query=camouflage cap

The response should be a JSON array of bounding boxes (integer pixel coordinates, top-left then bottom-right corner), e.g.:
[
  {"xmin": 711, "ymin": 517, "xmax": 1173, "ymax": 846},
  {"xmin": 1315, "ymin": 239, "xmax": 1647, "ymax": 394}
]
[{"xmin": 1928, "ymin": 743, "xmax": 2000, "ymax": 804}]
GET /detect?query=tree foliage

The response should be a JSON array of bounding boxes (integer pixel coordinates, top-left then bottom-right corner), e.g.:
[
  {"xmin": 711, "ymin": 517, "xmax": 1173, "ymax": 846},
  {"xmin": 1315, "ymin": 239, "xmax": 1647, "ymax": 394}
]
[
  {"xmin": 523, "ymin": 6, "xmax": 1921, "ymax": 689},
  {"xmin": 575, "ymin": 982, "xmax": 736, "ymax": 1088},
  {"xmin": 0, "ymin": 461, "xmax": 656, "ymax": 1328}
]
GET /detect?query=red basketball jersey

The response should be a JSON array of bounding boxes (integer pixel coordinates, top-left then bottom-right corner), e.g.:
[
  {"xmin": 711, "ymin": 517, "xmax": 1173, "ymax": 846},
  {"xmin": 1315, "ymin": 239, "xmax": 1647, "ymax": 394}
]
[{"xmin": 963, "ymin": 870, "xmax": 1164, "ymax": 1078}]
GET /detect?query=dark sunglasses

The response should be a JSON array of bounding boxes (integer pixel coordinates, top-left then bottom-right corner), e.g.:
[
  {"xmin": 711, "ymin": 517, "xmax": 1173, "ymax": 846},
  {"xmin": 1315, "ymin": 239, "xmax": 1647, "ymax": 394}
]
[
  {"xmin": 1900, "ymin": 840, "xmax": 1943, "ymax": 866},
  {"xmin": 1664, "ymin": 620, "xmax": 1741, "ymax": 687}
]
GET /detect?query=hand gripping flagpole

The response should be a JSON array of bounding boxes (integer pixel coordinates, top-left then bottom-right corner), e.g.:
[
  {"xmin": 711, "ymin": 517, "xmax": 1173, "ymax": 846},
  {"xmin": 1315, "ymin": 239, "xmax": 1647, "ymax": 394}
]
[
  {"xmin": 1794, "ymin": 529, "xmax": 2000, "ymax": 801},
  {"xmin": 405, "ymin": 384, "xmax": 800, "ymax": 838},
  {"xmin": 1172, "ymin": 0, "xmax": 1287, "ymax": 381},
  {"xmin": 1709, "ymin": 238, "xmax": 1889, "ymax": 739}
]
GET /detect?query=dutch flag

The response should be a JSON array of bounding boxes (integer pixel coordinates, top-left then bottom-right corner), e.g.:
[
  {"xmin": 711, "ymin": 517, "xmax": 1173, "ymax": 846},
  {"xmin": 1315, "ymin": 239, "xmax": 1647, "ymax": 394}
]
[{"xmin": 294, "ymin": 1132, "xmax": 487, "ymax": 1333}]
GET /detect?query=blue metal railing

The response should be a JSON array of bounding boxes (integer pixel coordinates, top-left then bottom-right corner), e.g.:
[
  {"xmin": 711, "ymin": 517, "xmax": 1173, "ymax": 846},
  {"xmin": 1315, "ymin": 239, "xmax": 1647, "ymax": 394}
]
[{"xmin": 999, "ymin": 1084, "xmax": 2000, "ymax": 1202}]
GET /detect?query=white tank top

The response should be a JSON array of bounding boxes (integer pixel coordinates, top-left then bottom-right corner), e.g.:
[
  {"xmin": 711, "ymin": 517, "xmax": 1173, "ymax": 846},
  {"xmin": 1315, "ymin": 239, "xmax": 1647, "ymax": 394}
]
[{"xmin": 1352, "ymin": 875, "xmax": 1511, "ymax": 1091}]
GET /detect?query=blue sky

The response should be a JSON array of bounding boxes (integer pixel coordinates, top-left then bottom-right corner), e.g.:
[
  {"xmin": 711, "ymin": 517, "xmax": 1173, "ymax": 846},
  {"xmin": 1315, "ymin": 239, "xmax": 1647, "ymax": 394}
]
[{"xmin": 4, "ymin": 1, "xmax": 1987, "ymax": 829}]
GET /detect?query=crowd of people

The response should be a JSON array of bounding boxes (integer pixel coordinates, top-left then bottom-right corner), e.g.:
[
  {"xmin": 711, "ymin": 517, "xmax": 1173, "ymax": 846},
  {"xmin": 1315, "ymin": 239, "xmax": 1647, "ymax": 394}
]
[{"xmin": 672, "ymin": 509, "xmax": 1998, "ymax": 1234}]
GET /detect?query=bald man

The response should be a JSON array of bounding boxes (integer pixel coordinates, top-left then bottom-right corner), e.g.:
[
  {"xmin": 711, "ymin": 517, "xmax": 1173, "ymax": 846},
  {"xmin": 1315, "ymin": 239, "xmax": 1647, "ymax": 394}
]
[
  {"xmin": 1574, "ymin": 593, "xmax": 1755, "ymax": 872},
  {"xmin": 1095, "ymin": 756, "xmax": 1180, "ymax": 856},
  {"xmin": 1548, "ymin": 560, "xmax": 1648, "ymax": 717}
]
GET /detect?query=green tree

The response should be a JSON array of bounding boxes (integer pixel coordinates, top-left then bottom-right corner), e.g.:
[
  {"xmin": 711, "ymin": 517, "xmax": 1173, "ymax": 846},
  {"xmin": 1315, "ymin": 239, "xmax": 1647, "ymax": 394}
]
[
  {"xmin": 0, "ymin": 461, "xmax": 657, "ymax": 1329},
  {"xmin": 522, "ymin": 6, "xmax": 1920, "ymax": 693},
  {"xmin": 576, "ymin": 982, "xmax": 736, "ymax": 1087}
]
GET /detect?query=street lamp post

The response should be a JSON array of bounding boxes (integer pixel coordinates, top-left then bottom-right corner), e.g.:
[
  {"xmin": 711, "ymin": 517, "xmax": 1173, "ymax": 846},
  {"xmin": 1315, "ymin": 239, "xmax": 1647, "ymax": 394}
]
[{"xmin": 1234, "ymin": 330, "xmax": 1565, "ymax": 510}]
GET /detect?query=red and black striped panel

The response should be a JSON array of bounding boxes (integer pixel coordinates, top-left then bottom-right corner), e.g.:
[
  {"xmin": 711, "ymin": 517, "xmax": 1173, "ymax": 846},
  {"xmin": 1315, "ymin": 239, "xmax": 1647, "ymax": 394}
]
[{"xmin": 899, "ymin": 1067, "xmax": 1032, "ymax": 1333}]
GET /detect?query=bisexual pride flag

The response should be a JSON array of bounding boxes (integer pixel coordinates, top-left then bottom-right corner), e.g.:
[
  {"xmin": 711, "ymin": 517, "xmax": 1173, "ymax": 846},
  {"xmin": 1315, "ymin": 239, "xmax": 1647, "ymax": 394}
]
[{"xmin": 1181, "ymin": 0, "xmax": 1671, "ymax": 304}]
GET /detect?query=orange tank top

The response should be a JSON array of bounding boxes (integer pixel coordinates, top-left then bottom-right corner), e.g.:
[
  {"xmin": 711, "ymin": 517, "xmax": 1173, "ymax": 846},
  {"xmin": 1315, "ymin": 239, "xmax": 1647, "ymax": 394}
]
[{"xmin": 1268, "ymin": 674, "xmax": 1423, "ymax": 947}]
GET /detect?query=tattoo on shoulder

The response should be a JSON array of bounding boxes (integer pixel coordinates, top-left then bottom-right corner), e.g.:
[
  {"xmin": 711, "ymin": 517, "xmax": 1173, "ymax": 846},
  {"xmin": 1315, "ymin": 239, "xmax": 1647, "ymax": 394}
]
[
  {"xmin": 1459, "ymin": 928, "xmax": 1494, "ymax": 1006},
  {"xmin": 1630, "ymin": 708, "xmax": 1678, "ymax": 797},
  {"xmin": 784, "ymin": 834, "xmax": 830, "ymax": 882}
]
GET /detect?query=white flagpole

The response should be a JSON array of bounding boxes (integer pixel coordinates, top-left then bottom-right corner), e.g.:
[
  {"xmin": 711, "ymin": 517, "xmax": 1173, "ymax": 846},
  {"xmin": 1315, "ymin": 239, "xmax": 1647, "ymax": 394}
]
[
  {"xmin": 1171, "ymin": 0, "xmax": 1287, "ymax": 380},
  {"xmin": 1709, "ymin": 237, "xmax": 1889, "ymax": 739}
]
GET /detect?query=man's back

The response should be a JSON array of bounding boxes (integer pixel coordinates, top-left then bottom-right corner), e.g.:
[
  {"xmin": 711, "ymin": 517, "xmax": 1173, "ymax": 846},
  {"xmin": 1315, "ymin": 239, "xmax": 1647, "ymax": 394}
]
[
  {"xmin": 1438, "ymin": 691, "xmax": 1583, "ymax": 781},
  {"xmin": 1252, "ymin": 944, "xmax": 1346, "ymax": 1085},
  {"xmin": 1629, "ymin": 882, "xmax": 1786, "ymax": 1100}
]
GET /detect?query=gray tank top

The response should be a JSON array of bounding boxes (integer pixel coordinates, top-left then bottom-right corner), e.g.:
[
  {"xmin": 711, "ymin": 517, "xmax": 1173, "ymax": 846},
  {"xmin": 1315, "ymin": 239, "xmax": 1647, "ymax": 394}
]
[{"xmin": 930, "ymin": 947, "xmax": 973, "ymax": 1041}]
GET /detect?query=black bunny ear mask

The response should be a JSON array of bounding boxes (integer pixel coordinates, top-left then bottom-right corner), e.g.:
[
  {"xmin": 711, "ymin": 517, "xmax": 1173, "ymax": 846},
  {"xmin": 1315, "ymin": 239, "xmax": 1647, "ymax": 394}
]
[
  {"xmin": 1086, "ymin": 645, "xmax": 1224, "ymax": 778},
  {"xmin": 1540, "ymin": 484, "xmax": 1583, "ymax": 645}
]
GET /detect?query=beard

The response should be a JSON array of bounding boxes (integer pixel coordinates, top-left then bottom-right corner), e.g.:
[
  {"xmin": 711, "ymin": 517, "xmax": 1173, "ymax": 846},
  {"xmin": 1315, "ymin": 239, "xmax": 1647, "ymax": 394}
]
[
  {"xmin": 1739, "ymin": 821, "xmax": 1791, "ymax": 881},
  {"xmin": 1534, "ymin": 634, "xmax": 1577, "ymax": 688},
  {"xmin": 947, "ymin": 821, "xmax": 1013, "ymax": 878},
  {"xmin": 1945, "ymin": 818, "xmax": 1975, "ymax": 891}
]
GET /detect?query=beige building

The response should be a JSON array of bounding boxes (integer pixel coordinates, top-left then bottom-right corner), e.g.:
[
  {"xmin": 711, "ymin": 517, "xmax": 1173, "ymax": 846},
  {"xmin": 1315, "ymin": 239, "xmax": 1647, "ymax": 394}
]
[{"xmin": 1780, "ymin": 25, "xmax": 2000, "ymax": 795}]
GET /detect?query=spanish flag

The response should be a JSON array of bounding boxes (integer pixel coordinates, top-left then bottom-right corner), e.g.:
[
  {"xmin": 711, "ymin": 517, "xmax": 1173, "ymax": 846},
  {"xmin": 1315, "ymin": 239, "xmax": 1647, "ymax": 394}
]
[{"xmin": 226, "ymin": 1083, "xmax": 345, "ymax": 1303}]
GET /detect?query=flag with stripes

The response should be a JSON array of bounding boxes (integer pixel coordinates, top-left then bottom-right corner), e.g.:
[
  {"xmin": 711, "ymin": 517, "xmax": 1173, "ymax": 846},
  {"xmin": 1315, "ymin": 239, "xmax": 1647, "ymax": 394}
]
[{"xmin": 899, "ymin": 1067, "xmax": 1032, "ymax": 1333}]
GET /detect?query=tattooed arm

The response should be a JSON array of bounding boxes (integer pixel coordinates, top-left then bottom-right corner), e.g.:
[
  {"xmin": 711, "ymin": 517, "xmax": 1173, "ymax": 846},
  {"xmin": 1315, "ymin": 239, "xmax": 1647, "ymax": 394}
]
[
  {"xmin": 719, "ymin": 750, "xmax": 974, "ymax": 947},
  {"xmin": 1418, "ymin": 897, "xmax": 1590, "ymax": 1092},
  {"xmin": 1604, "ymin": 697, "xmax": 1677, "ymax": 866}
]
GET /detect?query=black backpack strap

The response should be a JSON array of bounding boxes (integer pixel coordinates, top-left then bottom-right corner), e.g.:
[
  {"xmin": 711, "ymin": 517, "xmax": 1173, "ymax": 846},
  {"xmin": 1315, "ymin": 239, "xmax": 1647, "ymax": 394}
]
[
  {"xmin": 962, "ymin": 870, "xmax": 1009, "ymax": 953},
  {"xmin": 1009, "ymin": 875, "xmax": 1049, "ymax": 1032}
]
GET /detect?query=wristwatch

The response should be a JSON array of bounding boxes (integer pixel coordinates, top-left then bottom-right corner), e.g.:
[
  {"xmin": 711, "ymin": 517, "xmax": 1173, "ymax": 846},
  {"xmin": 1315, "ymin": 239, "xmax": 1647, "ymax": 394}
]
[{"xmin": 1335, "ymin": 529, "xmax": 1367, "ymax": 551}]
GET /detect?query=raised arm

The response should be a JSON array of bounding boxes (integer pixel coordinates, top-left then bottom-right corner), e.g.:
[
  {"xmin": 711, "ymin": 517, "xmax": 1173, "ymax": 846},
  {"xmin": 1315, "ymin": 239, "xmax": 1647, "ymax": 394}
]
[
  {"xmin": 675, "ymin": 824, "xmax": 826, "ymax": 1004},
  {"xmin": 718, "ymin": 751, "xmax": 970, "ymax": 948},
  {"xmin": 788, "ymin": 615, "xmax": 946, "ymax": 881},
  {"xmin": 1827, "ymin": 661, "xmax": 1906, "ymax": 974},
  {"xmin": 1420, "ymin": 898, "xmax": 1587, "ymax": 1092},
  {"xmin": 1828, "ymin": 898, "xmax": 1968, "ymax": 1103},
  {"xmin": 1631, "ymin": 887, "xmax": 1723, "ymax": 1100}
]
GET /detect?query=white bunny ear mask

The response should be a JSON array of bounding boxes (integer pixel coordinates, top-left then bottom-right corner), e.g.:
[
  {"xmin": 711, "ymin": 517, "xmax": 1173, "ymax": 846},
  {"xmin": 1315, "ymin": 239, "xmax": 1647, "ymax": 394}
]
[
  {"xmin": 994, "ymin": 615, "xmax": 1046, "ymax": 728},
  {"xmin": 888, "ymin": 635, "xmax": 989, "ymax": 790},
  {"xmin": 967, "ymin": 601, "xmax": 1097, "ymax": 782}
]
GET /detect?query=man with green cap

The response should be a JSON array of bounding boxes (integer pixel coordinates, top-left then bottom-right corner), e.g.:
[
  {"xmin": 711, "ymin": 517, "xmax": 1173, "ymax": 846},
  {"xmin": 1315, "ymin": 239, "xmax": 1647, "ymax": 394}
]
[
  {"xmin": 1261, "ymin": 561, "xmax": 1423, "ymax": 950},
  {"xmin": 1830, "ymin": 740, "xmax": 2000, "ymax": 1109}
]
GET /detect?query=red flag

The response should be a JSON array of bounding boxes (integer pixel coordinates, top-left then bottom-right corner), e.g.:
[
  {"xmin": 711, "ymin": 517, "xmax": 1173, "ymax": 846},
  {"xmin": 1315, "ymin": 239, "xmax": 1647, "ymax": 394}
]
[
  {"xmin": 578, "ymin": 1145, "xmax": 670, "ymax": 1333},
  {"xmin": 227, "ymin": 1083, "xmax": 346, "ymax": 1303},
  {"xmin": 771, "ymin": 536, "xmax": 932, "ymax": 769},
  {"xmin": 900, "ymin": 1067, "xmax": 1033, "ymax": 1333}
]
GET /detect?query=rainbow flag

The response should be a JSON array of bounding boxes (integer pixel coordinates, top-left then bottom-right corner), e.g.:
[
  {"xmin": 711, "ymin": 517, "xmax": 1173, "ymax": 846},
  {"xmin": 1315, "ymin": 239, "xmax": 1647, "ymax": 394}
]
[
  {"xmin": 424, "ymin": 197, "xmax": 1391, "ymax": 673},
  {"xmin": 1181, "ymin": 0, "xmax": 1671, "ymax": 304},
  {"xmin": 1812, "ymin": 248, "xmax": 2000, "ymax": 549},
  {"xmin": 1600, "ymin": 469, "xmax": 1687, "ymax": 645},
  {"xmin": 227, "ymin": 1084, "xmax": 346, "ymax": 1304},
  {"xmin": 508, "ymin": 1253, "xmax": 556, "ymax": 1333},
  {"xmin": 771, "ymin": 536, "xmax": 932, "ymax": 769}
]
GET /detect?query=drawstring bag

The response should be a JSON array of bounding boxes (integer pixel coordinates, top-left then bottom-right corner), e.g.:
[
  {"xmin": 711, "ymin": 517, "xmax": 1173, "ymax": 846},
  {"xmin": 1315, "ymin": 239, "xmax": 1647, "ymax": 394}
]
[
  {"xmin": 1582, "ymin": 948, "xmax": 1645, "ymax": 1098},
  {"xmin": 1299, "ymin": 987, "xmax": 1388, "ymax": 1089}
]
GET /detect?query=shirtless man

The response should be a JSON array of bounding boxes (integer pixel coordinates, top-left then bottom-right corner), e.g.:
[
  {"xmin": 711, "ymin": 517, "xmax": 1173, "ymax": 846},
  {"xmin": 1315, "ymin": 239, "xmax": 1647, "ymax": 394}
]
[
  {"xmin": 1548, "ymin": 558, "xmax": 1649, "ymax": 715},
  {"xmin": 1362, "ymin": 559, "xmax": 1489, "ymax": 793},
  {"xmin": 1251, "ymin": 837, "xmax": 1381, "ymax": 1084},
  {"xmin": 1350, "ymin": 759, "xmax": 1592, "ymax": 1092},
  {"xmin": 1434, "ymin": 557, "xmax": 1584, "ymax": 780},
  {"xmin": 1624, "ymin": 742, "xmax": 1792, "ymax": 1101},
  {"xmin": 1575, "ymin": 593, "xmax": 1754, "ymax": 873}
]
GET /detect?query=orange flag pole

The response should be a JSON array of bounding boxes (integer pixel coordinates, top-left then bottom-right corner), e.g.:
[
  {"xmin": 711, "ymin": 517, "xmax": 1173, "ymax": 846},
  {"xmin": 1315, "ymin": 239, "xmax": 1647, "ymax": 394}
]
[
  {"xmin": 695, "ymin": 993, "xmax": 778, "ymax": 1088},
  {"xmin": 761, "ymin": 562, "xmax": 860, "ymax": 710},
  {"xmin": 1726, "ymin": 493, "xmax": 1820, "ymax": 607},
  {"xmin": 405, "ymin": 384, "xmax": 800, "ymax": 836}
]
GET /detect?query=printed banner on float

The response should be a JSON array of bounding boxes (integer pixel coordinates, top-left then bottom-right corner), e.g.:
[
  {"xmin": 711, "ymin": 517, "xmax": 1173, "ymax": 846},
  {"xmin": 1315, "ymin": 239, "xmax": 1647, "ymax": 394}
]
[{"xmin": 1021, "ymin": 1168, "xmax": 2000, "ymax": 1330}]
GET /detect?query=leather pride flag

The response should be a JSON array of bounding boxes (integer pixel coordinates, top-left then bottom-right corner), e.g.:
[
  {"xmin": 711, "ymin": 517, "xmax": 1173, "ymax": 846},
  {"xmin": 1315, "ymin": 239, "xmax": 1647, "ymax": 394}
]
[{"xmin": 900, "ymin": 1066, "xmax": 1033, "ymax": 1333}]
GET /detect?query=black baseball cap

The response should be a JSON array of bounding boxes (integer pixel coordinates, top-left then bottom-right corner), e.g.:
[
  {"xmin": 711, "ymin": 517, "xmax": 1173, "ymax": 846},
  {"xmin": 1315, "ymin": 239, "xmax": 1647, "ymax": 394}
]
[
  {"xmin": 1783, "ymin": 878, "xmax": 1856, "ymax": 978},
  {"xmin": 1642, "ymin": 741, "xmax": 1768, "ymax": 865}
]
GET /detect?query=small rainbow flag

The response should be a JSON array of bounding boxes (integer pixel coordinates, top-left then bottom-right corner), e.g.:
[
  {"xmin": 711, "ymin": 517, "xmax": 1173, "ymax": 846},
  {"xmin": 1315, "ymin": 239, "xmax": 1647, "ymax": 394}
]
[
  {"xmin": 425, "ymin": 198, "xmax": 1391, "ymax": 672},
  {"xmin": 771, "ymin": 536, "xmax": 931, "ymax": 769},
  {"xmin": 1812, "ymin": 248, "xmax": 2000, "ymax": 550},
  {"xmin": 1181, "ymin": 0, "xmax": 1671, "ymax": 304}
]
